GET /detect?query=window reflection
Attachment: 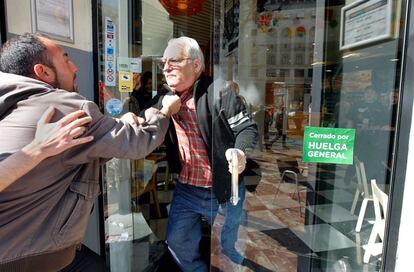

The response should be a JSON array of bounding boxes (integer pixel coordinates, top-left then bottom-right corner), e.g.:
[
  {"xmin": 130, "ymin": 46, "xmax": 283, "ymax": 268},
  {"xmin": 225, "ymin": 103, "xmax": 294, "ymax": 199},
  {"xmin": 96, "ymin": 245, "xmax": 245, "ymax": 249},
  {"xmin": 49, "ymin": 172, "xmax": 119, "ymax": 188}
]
[
  {"xmin": 212, "ymin": 1, "xmax": 401, "ymax": 272},
  {"xmin": 97, "ymin": 0, "xmax": 404, "ymax": 271}
]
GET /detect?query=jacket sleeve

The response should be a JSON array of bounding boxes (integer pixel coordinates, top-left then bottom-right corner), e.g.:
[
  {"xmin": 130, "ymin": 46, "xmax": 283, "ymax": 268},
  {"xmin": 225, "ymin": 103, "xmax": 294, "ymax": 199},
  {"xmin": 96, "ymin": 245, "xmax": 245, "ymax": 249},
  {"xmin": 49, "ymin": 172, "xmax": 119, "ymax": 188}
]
[
  {"xmin": 222, "ymin": 91, "xmax": 258, "ymax": 153},
  {"xmin": 62, "ymin": 101, "xmax": 169, "ymax": 165}
]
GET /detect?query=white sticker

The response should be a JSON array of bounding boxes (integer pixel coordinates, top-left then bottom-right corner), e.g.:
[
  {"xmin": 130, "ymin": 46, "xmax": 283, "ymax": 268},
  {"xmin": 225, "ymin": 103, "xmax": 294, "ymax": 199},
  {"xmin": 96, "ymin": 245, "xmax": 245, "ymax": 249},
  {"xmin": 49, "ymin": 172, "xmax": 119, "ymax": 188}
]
[{"xmin": 104, "ymin": 17, "xmax": 116, "ymax": 86}]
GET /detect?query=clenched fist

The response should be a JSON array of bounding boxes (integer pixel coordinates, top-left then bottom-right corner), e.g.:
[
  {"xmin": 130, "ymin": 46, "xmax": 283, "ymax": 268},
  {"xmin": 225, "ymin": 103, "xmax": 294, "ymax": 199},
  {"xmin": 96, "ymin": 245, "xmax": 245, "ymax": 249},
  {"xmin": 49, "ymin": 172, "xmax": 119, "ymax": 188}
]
[
  {"xmin": 225, "ymin": 148, "xmax": 247, "ymax": 174},
  {"xmin": 120, "ymin": 112, "xmax": 146, "ymax": 127},
  {"xmin": 161, "ymin": 94, "xmax": 181, "ymax": 116}
]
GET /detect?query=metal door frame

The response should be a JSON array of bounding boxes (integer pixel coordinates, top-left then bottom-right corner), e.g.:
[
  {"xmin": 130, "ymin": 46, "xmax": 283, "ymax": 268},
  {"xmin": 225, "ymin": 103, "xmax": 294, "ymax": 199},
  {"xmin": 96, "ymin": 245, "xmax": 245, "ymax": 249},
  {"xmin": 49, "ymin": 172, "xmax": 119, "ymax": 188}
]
[
  {"xmin": 0, "ymin": 0, "xmax": 7, "ymax": 44},
  {"xmin": 383, "ymin": 0, "xmax": 413, "ymax": 271}
]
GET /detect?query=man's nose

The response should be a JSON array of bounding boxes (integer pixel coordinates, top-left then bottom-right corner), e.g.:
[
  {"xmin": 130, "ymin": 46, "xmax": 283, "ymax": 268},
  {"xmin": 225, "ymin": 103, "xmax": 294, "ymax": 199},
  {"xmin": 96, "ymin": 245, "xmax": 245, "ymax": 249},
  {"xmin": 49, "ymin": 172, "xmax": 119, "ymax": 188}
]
[
  {"xmin": 73, "ymin": 65, "xmax": 78, "ymax": 73},
  {"xmin": 163, "ymin": 62, "xmax": 172, "ymax": 71},
  {"xmin": 70, "ymin": 61, "xmax": 78, "ymax": 73}
]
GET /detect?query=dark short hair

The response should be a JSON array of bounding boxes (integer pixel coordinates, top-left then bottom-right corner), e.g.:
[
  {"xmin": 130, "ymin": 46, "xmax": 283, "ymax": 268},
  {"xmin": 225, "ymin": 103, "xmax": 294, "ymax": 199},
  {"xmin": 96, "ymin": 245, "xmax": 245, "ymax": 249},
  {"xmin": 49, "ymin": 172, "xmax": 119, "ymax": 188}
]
[
  {"xmin": 0, "ymin": 33, "xmax": 53, "ymax": 78},
  {"xmin": 140, "ymin": 71, "xmax": 152, "ymax": 87}
]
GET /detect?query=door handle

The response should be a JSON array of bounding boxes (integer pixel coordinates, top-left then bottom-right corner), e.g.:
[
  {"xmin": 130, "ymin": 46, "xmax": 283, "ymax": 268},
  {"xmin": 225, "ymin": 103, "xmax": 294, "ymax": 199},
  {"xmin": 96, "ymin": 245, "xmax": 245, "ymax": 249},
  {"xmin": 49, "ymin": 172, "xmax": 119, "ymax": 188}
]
[{"xmin": 230, "ymin": 149, "xmax": 239, "ymax": 206}]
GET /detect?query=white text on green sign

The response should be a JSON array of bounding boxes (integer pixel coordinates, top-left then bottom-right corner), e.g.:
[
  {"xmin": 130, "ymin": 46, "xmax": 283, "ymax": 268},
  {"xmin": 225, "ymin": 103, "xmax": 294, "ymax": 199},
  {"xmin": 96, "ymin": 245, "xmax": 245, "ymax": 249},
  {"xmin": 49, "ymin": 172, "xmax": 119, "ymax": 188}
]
[{"xmin": 302, "ymin": 127, "xmax": 355, "ymax": 165}]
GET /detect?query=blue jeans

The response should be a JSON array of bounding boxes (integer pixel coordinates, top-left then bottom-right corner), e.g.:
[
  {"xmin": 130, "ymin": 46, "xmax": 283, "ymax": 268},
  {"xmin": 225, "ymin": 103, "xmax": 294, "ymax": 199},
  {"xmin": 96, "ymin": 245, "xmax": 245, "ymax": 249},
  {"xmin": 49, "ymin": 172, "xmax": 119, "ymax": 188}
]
[
  {"xmin": 220, "ymin": 181, "xmax": 246, "ymax": 264},
  {"xmin": 166, "ymin": 182, "xmax": 219, "ymax": 272}
]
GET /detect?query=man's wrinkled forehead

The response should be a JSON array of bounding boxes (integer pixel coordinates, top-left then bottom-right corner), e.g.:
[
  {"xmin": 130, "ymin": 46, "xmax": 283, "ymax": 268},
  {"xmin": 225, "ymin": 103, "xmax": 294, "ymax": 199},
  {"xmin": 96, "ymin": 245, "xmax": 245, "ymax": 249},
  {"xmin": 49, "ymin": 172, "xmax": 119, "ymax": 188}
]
[{"xmin": 163, "ymin": 44, "xmax": 185, "ymax": 59}]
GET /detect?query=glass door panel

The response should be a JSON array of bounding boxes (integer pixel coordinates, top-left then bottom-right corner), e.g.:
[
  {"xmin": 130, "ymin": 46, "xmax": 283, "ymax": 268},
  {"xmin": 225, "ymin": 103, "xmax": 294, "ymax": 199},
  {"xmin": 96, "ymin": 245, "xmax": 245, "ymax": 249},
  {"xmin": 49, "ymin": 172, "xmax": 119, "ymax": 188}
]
[
  {"xmin": 211, "ymin": 0, "xmax": 406, "ymax": 271},
  {"xmin": 97, "ymin": 1, "xmax": 174, "ymax": 271},
  {"xmin": 97, "ymin": 0, "xmax": 214, "ymax": 271}
]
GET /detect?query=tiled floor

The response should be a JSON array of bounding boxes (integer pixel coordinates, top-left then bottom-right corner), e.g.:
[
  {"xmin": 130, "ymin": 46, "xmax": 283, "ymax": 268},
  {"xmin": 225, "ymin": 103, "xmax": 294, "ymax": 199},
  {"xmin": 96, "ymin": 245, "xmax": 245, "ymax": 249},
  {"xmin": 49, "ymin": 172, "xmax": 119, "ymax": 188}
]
[
  {"xmin": 290, "ymin": 224, "xmax": 356, "ymax": 252},
  {"xmin": 209, "ymin": 139, "xmax": 383, "ymax": 272},
  {"xmin": 306, "ymin": 203, "xmax": 359, "ymax": 223},
  {"xmin": 103, "ymin": 137, "xmax": 384, "ymax": 271}
]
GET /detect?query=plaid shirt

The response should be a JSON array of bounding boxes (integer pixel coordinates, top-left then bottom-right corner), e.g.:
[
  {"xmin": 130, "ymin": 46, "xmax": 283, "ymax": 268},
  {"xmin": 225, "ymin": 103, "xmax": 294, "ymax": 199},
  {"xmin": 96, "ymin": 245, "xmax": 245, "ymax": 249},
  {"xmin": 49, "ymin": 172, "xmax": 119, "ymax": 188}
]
[{"xmin": 172, "ymin": 90, "xmax": 212, "ymax": 188}]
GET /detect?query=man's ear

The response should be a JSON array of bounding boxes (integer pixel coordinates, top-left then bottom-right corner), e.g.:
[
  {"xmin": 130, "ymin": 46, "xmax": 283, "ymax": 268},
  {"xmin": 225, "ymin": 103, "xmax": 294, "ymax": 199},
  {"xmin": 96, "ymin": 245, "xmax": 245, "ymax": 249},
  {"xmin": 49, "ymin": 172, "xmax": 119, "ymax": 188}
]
[
  {"xmin": 193, "ymin": 59, "xmax": 202, "ymax": 73},
  {"xmin": 33, "ymin": 64, "xmax": 55, "ymax": 85}
]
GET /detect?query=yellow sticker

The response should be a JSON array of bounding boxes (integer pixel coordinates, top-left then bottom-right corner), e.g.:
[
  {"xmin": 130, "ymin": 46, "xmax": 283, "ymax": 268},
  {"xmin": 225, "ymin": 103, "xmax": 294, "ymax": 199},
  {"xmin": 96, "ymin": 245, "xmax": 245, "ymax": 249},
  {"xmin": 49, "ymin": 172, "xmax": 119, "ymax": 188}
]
[{"xmin": 118, "ymin": 72, "xmax": 133, "ymax": 92}]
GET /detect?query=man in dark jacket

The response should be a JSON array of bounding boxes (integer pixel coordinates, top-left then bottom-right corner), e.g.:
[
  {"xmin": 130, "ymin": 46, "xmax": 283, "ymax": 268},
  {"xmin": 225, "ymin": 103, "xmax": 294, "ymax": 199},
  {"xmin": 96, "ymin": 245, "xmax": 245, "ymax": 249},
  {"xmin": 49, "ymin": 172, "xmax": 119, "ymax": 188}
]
[{"xmin": 146, "ymin": 37, "xmax": 258, "ymax": 271}]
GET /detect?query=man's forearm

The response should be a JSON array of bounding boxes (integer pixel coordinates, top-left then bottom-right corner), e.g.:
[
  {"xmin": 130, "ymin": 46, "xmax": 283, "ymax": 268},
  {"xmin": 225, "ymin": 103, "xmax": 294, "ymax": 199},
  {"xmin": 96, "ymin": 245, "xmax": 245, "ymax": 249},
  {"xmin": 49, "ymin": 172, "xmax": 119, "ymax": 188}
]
[
  {"xmin": 0, "ymin": 144, "xmax": 44, "ymax": 192},
  {"xmin": 234, "ymin": 126, "xmax": 259, "ymax": 153}
]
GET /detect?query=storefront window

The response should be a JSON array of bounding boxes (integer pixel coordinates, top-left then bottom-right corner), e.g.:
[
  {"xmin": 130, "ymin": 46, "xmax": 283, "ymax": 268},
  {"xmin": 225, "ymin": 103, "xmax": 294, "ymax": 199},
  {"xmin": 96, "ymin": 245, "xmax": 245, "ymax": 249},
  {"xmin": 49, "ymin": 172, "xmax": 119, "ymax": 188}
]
[
  {"xmin": 96, "ymin": 0, "xmax": 406, "ymax": 271},
  {"xmin": 211, "ymin": 0, "xmax": 405, "ymax": 271}
]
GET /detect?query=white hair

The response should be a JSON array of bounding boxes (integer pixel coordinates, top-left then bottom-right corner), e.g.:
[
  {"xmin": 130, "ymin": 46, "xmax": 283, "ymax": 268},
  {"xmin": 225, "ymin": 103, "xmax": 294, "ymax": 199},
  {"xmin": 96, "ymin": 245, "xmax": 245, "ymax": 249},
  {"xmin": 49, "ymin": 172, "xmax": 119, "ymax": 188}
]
[{"xmin": 167, "ymin": 36, "xmax": 205, "ymax": 72}]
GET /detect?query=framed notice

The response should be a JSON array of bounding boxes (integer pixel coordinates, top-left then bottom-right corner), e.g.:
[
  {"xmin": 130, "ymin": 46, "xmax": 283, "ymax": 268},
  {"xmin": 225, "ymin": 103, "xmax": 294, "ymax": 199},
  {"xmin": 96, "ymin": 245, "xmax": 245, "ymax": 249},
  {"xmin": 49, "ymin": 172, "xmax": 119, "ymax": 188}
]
[
  {"xmin": 340, "ymin": 0, "xmax": 392, "ymax": 50},
  {"xmin": 31, "ymin": 0, "xmax": 74, "ymax": 43}
]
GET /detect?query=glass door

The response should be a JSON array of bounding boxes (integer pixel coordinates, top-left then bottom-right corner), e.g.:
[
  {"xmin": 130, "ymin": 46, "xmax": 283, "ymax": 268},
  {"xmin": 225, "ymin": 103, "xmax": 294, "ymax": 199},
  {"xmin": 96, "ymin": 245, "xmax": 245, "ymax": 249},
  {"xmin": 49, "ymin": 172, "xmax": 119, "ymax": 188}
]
[
  {"xmin": 96, "ymin": 0, "xmax": 407, "ymax": 271},
  {"xmin": 97, "ymin": 1, "xmax": 173, "ymax": 271},
  {"xmin": 97, "ymin": 0, "xmax": 214, "ymax": 271},
  {"xmin": 211, "ymin": 0, "xmax": 406, "ymax": 271}
]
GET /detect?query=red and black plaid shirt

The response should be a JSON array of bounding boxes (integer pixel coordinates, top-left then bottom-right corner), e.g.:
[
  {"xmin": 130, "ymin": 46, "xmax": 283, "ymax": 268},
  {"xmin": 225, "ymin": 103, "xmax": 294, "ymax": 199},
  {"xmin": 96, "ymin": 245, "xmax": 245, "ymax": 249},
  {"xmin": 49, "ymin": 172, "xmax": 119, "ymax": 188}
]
[{"xmin": 172, "ymin": 90, "xmax": 212, "ymax": 188}]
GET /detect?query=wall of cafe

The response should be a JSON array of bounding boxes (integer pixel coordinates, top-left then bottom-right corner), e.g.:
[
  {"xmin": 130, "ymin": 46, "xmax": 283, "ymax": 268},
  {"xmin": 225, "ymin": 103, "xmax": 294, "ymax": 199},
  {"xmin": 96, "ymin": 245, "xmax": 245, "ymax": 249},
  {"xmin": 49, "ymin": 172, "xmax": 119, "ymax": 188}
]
[{"xmin": 4, "ymin": 0, "xmax": 95, "ymax": 101}]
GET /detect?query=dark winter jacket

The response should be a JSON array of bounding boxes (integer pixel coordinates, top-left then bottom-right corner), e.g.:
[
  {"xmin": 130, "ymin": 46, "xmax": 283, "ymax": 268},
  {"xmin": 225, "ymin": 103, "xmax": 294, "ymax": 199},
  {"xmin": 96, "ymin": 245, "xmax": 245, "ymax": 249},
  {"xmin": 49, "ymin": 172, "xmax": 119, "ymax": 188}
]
[{"xmin": 146, "ymin": 75, "xmax": 258, "ymax": 203}]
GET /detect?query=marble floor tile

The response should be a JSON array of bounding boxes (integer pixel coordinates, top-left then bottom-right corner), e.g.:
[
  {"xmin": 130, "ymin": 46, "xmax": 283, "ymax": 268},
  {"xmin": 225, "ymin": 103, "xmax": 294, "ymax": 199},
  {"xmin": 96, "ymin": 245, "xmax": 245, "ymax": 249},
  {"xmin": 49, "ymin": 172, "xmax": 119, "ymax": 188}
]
[
  {"xmin": 306, "ymin": 203, "xmax": 358, "ymax": 223},
  {"xmin": 322, "ymin": 178, "xmax": 356, "ymax": 190},
  {"xmin": 291, "ymin": 224, "xmax": 356, "ymax": 252},
  {"xmin": 263, "ymin": 194, "xmax": 302, "ymax": 210},
  {"xmin": 254, "ymin": 181, "xmax": 278, "ymax": 197},
  {"xmin": 245, "ymin": 210, "xmax": 287, "ymax": 231},
  {"xmin": 261, "ymin": 228, "xmax": 312, "ymax": 255},
  {"xmin": 245, "ymin": 196, "xmax": 268, "ymax": 211},
  {"xmin": 317, "ymin": 189, "xmax": 355, "ymax": 204},
  {"xmin": 271, "ymin": 208, "xmax": 305, "ymax": 228}
]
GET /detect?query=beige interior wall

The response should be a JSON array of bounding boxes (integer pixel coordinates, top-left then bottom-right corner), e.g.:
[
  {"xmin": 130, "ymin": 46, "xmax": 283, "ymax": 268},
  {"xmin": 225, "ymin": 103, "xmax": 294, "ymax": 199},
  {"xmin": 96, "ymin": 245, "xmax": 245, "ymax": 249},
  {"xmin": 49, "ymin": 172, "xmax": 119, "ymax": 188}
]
[{"xmin": 5, "ymin": 0, "xmax": 93, "ymax": 52}]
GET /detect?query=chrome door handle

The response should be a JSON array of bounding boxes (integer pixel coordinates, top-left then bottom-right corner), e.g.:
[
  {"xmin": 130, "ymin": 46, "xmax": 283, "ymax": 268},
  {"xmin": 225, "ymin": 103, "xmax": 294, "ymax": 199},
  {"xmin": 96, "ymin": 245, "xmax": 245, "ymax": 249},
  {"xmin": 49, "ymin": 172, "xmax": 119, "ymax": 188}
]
[{"xmin": 230, "ymin": 149, "xmax": 239, "ymax": 206}]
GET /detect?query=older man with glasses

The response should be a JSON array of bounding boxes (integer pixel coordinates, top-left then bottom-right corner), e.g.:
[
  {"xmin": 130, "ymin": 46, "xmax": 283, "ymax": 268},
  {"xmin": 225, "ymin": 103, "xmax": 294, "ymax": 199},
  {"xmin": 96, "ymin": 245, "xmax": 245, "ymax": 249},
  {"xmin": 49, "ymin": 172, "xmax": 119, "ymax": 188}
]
[{"xmin": 146, "ymin": 37, "xmax": 258, "ymax": 271}]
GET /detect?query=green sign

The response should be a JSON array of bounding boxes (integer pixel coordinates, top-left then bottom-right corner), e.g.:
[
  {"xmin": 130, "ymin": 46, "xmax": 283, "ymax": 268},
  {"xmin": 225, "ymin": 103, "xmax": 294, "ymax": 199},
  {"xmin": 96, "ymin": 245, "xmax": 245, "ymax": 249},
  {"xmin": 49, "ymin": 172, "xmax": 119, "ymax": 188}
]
[{"xmin": 302, "ymin": 127, "xmax": 355, "ymax": 165}]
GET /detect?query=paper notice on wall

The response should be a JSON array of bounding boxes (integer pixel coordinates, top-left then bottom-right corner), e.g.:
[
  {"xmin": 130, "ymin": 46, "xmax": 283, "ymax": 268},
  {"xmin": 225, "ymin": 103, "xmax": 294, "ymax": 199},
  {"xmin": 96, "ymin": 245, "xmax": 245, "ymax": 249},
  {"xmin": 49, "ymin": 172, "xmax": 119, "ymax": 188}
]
[
  {"xmin": 104, "ymin": 17, "xmax": 116, "ymax": 86},
  {"xmin": 117, "ymin": 57, "xmax": 130, "ymax": 72},
  {"xmin": 130, "ymin": 58, "xmax": 142, "ymax": 73},
  {"xmin": 117, "ymin": 57, "xmax": 142, "ymax": 73},
  {"xmin": 118, "ymin": 72, "xmax": 133, "ymax": 92}
]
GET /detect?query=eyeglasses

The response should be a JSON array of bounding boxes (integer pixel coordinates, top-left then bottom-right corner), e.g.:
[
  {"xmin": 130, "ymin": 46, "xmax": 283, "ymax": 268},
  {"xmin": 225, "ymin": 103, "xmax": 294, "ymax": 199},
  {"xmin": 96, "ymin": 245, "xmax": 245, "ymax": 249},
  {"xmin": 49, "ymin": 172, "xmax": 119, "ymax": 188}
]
[{"xmin": 157, "ymin": 58, "xmax": 192, "ymax": 70}]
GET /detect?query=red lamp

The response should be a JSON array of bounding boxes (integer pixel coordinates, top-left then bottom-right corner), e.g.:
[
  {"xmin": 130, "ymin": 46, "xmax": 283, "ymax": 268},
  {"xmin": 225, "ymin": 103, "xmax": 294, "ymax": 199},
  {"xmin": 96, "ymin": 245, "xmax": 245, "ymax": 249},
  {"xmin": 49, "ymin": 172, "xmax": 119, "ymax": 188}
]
[{"xmin": 159, "ymin": 0, "xmax": 206, "ymax": 16}]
